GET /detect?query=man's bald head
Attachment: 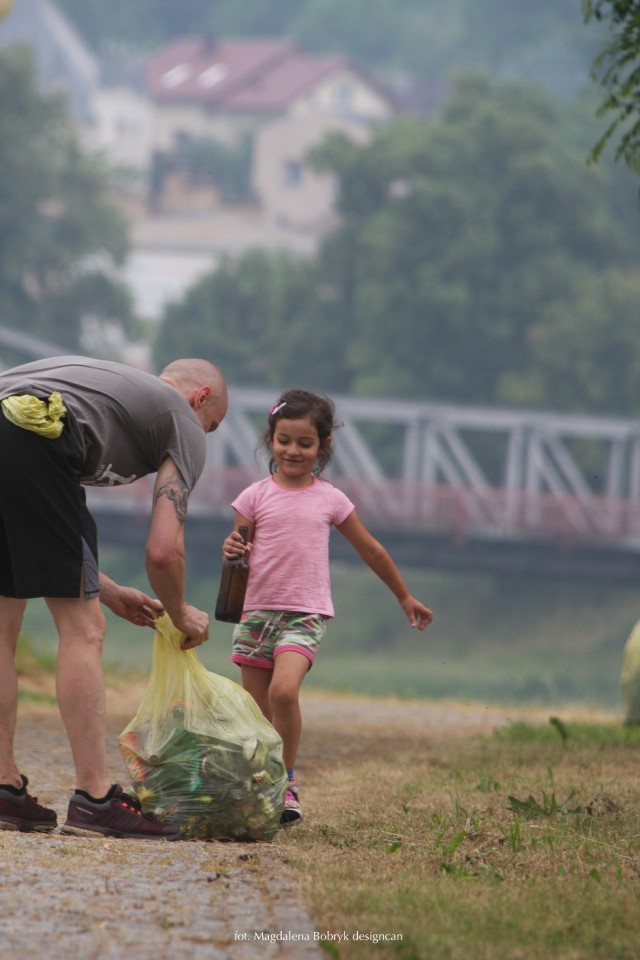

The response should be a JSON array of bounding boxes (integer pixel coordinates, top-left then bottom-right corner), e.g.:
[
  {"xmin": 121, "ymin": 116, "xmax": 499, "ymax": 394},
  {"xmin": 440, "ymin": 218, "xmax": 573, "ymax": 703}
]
[{"xmin": 159, "ymin": 358, "xmax": 228, "ymax": 433}]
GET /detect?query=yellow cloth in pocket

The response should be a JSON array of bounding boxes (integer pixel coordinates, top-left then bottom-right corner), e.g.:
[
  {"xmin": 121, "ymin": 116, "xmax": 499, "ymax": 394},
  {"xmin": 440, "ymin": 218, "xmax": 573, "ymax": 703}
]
[{"xmin": 1, "ymin": 391, "xmax": 67, "ymax": 438}]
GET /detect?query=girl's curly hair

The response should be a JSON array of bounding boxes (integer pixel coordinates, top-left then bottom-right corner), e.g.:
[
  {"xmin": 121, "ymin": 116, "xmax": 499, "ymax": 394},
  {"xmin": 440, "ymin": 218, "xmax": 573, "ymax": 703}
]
[{"xmin": 263, "ymin": 389, "xmax": 340, "ymax": 477}]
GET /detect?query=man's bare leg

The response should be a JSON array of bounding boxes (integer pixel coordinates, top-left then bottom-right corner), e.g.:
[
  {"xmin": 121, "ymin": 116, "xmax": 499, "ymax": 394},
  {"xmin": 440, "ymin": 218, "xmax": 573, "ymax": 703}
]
[
  {"xmin": 0, "ymin": 596, "xmax": 27, "ymax": 787},
  {"xmin": 47, "ymin": 596, "xmax": 111, "ymax": 799}
]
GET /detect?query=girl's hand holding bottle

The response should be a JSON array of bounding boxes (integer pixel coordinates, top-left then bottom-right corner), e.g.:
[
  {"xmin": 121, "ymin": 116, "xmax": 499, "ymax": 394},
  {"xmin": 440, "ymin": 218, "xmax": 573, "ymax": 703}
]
[
  {"xmin": 223, "ymin": 528, "xmax": 252, "ymax": 560},
  {"xmin": 216, "ymin": 526, "xmax": 251, "ymax": 623}
]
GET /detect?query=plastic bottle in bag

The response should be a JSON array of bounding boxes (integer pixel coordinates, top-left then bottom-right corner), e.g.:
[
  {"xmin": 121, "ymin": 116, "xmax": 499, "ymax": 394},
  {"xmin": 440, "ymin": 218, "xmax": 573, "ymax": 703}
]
[{"xmin": 215, "ymin": 525, "xmax": 250, "ymax": 623}]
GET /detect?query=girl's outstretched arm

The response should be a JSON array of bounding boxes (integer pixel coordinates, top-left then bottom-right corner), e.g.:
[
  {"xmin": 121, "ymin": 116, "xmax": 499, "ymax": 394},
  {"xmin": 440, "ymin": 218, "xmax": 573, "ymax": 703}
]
[{"xmin": 336, "ymin": 510, "xmax": 433, "ymax": 630}]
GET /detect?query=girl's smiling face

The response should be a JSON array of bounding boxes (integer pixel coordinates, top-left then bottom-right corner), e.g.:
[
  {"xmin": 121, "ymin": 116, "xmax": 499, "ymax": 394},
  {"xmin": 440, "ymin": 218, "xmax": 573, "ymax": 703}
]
[{"xmin": 270, "ymin": 416, "xmax": 326, "ymax": 487}]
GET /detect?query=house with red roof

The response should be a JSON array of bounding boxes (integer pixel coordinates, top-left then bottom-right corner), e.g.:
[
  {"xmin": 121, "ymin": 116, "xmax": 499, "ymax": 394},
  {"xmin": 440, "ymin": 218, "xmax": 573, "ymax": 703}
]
[
  {"xmin": 147, "ymin": 35, "xmax": 396, "ymax": 142},
  {"xmin": 146, "ymin": 35, "xmax": 398, "ymax": 228},
  {"xmin": 0, "ymin": 4, "xmax": 402, "ymax": 227}
]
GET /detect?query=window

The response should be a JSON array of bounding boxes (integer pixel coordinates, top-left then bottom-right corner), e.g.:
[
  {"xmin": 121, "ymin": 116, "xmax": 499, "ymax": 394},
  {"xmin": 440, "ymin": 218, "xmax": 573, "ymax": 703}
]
[
  {"xmin": 333, "ymin": 80, "xmax": 353, "ymax": 112},
  {"xmin": 161, "ymin": 64, "xmax": 191, "ymax": 89},
  {"xmin": 284, "ymin": 159, "xmax": 303, "ymax": 188},
  {"xmin": 197, "ymin": 64, "xmax": 228, "ymax": 88}
]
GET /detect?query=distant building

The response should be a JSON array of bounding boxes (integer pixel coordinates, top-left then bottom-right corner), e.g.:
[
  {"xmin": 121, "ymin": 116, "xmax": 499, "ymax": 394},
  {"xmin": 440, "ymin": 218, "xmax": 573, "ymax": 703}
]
[
  {"xmin": 1, "ymin": 4, "xmax": 400, "ymax": 228},
  {"xmin": 0, "ymin": 0, "xmax": 153, "ymax": 178},
  {"xmin": 146, "ymin": 36, "xmax": 398, "ymax": 137},
  {"xmin": 90, "ymin": 43, "xmax": 154, "ymax": 179},
  {"xmin": 0, "ymin": 0, "xmax": 97, "ymax": 122},
  {"xmin": 252, "ymin": 112, "xmax": 371, "ymax": 232},
  {"xmin": 146, "ymin": 35, "xmax": 398, "ymax": 227}
]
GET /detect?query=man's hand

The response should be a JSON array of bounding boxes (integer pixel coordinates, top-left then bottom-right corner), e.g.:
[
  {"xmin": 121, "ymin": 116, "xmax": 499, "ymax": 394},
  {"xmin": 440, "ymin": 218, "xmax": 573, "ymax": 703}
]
[
  {"xmin": 99, "ymin": 575, "xmax": 163, "ymax": 627},
  {"xmin": 171, "ymin": 604, "xmax": 210, "ymax": 650}
]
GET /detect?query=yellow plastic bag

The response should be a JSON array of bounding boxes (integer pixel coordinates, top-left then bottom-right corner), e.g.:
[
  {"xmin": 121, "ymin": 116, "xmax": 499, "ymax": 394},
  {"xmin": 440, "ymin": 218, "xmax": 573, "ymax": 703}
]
[
  {"xmin": 621, "ymin": 618, "xmax": 640, "ymax": 725},
  {"xmin": 119, "ymin": 613, "xmax": 287, "ymax": 840}
]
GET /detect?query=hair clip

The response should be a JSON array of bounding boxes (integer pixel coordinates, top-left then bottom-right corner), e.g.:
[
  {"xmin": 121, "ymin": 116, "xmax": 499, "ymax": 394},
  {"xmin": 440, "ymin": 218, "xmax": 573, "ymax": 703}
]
[{"xmin": 269, "ymin": 401, "xmax": 286, "ymax": 416}]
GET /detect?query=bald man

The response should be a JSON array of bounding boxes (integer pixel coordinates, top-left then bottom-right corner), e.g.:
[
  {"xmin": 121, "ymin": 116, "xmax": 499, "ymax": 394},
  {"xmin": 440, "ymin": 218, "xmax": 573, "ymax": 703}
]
[{"xmin": 0, "ymin": 355, "xmax": 228, "ymax": 838}]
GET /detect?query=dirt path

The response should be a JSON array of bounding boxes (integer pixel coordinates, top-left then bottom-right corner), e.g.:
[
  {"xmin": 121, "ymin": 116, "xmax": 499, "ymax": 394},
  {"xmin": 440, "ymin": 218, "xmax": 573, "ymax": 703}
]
[{"xmin": 1, "ymin": 685, "xmax": 618, "ymax": 960}]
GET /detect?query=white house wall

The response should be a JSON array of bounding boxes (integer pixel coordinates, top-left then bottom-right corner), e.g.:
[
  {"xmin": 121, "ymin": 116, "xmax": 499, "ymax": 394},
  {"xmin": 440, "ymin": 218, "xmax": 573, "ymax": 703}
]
[
  {"xmin": 289, "ymin": 69, "xmax": 393, "ymax": 121},
  {"xmin": 252, "ymin": 113, "xmax": 371, "ymax": 230},
  {"xmin": 88, "ymin": 86, "xmax": 154, "ymax": 172}
]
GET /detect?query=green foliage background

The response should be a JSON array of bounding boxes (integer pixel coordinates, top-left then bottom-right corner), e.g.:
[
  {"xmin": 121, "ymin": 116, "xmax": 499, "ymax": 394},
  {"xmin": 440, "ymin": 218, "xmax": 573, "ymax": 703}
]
[
  {"xmin": 57, "ymin": 0, "xmax": 600, "ymax": 96},
  {"xmin": 0, "ymin": 48, "xmax": 136, "ymax": 356},
  {"xmin": 5, "ymin": 0, "xmax": 640, "ymax": 710},
  {"xmin": 3, "ymin": 1, "xmax": 636, "ymax": 416},
  {"xmin": 152, "ymin": 76, "xmax": 640, "ymax": 418}
]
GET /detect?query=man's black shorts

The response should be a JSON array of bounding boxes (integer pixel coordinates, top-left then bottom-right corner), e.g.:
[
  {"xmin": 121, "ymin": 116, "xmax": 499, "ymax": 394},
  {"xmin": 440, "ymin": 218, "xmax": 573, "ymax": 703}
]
[{"xmin": 0, "ymin": 415, "xmax": 99, "ymax": 598}]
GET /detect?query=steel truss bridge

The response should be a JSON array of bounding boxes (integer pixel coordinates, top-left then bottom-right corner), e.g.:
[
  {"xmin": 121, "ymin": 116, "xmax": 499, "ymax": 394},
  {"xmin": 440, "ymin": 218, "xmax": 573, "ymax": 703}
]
[
  {"xmin": 87, "ymin": 388, "xmax": 640, "ymax": 582},
  {"xmin": 5, "ymin": 328, "xmax": 640, "ymax": 579}
]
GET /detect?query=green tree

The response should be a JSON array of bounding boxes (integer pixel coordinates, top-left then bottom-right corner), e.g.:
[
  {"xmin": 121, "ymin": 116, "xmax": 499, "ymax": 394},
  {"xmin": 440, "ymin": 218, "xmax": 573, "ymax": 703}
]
[
  {"xmin": 152, "ymin": 248, "xmax": 348, "ymax": 390},
  {"xmin": 155, "ymin": 75, "xmax": 640, "ymax": 415},
  {"xmin": 310, "ymin": 75, "xmax": 640, "ymax": 406},
  {"xmin": 291, "ymin": 0, "xmax": 425, "ymax": 69},
  {"xmin": 583, "ymin": 0, "xmax": 640, "ymax": 169},
  {"xmin": 457, "ymin": 0, "xmax": 599, "ymax": 93},
  {"xmin": 0, "ymin": 47, "xmax": 135, "ymax": 355},
  {"xmin": 57, "ymin": 0, "xmax": 302, "ymax": 50},
  {"xmin": 499, "ymin": 265, "xmax": 640, "ymax": 414}
]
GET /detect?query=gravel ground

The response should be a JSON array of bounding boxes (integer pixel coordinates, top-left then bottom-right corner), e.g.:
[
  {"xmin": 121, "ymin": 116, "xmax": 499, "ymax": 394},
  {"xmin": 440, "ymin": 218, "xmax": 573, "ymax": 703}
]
[{"xmin": 1, "ymin": 684, "xmax": 617, "ymax": 960}]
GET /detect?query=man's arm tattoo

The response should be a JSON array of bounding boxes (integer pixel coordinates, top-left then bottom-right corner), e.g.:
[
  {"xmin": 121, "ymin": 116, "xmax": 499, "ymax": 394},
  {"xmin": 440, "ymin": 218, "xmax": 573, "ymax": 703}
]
[{"xmin": 155, "ymin": 477, "xmax": 190, "ymax": 524}]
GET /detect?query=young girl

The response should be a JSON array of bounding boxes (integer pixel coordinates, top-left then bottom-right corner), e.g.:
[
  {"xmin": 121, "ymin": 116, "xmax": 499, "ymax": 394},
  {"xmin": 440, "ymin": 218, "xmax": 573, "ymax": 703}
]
[{"xmin": 222, "ymin": 389, "xmax": 433, "ymax": 824}]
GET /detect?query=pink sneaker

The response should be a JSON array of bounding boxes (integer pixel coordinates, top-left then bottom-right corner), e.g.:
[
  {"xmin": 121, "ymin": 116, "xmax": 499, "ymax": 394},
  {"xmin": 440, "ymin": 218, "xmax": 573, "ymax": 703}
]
[{"xmin": 281, "ymin": 781, "xmax": 303, "ymax": 825}]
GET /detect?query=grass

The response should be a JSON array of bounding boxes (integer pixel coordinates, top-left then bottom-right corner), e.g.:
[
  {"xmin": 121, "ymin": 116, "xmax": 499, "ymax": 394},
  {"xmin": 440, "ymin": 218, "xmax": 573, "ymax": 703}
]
[
  {"xmin": 13, "ymin": 633, "xmax": 640, "ymax": 958},
  {"xmin": 11, "ymin": 557, "xmax": 640, "ymax": 957},
  {"xmin": 304, "ymin": 645, "xmax": 624, "ymax": 705},
  {"xmin": 279, "ymin": 706, "xmax": 640, "ymax": 960},
  {"xmin": 12, "ymin": 556, "xmax": 640, "ymax": 956}
]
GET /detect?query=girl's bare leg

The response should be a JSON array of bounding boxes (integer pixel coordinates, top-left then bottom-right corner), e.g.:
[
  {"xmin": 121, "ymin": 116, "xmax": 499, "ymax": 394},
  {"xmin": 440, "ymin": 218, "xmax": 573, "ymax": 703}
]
[
  {"xmin": 267, "ymin": 651, "xmax": 310, "ymax": 770},
  {"xmin": 241, "ymin": 664, "xmax": 274, "ymax": 720}
]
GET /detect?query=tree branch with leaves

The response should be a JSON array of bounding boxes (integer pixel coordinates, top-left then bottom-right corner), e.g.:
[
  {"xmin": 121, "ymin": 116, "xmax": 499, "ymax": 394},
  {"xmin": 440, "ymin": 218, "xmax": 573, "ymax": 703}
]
[{"xmin": 583, "ymin": 0, "xmax": 640, "ymax": 170}]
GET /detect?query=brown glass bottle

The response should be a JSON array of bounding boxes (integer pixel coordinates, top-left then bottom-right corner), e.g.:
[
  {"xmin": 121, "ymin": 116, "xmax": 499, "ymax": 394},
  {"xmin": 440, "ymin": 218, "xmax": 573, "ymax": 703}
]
[{"xmin": 214, "ymin": 525, "xmax": 250, "ymax": 623}]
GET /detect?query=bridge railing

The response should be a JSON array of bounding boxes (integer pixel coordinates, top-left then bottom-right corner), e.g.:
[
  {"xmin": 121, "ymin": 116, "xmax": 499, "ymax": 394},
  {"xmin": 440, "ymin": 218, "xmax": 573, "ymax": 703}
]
[
  {"xmin": 86, "ymin": 466, "xmax": 640, "ymax": 553},
  {"xmin": 333, "ymin": 476, "xmax": 640, "ymax": 547}
]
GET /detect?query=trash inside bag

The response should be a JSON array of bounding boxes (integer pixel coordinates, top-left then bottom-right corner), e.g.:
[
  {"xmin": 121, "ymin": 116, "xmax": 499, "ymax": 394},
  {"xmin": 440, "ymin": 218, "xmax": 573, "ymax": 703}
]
[
  {"xmin": 621, "ymin": 617, "xmax": 640, "ymax": 725},
  {"xmin": 118, "ymin": 613, "xmax": 287, "ymax": 840}
]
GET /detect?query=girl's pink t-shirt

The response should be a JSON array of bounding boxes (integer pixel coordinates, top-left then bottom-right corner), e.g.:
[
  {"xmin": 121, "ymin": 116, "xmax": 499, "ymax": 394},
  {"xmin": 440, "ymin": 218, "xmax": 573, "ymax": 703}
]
[{"xmin": 231, "ymin": 476, "xmax": 354, "ymax": 617}]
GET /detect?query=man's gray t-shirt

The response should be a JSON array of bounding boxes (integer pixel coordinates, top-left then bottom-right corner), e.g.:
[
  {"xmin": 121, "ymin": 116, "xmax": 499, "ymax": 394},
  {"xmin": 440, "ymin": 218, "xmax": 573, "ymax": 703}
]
[{"xmin": 0, "ymin": 356, "xmax": 206, "ymax": 489}]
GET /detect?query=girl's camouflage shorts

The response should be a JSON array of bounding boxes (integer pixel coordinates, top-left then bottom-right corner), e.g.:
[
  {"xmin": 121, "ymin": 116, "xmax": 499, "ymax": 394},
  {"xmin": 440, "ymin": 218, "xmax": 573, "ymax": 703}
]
[{"xmin": 230, "ymin": 610, "xmax": 327, "ymax": 669}]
